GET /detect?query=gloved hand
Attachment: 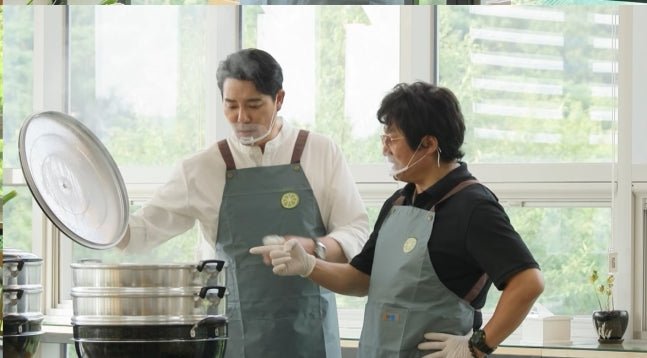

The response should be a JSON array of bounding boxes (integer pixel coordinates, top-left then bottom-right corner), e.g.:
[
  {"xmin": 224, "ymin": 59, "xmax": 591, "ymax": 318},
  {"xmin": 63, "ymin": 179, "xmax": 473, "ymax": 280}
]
[
  {"xmin": 249, "ymin": 235, "xmax": 286, "ymax": 266},
  {"xmin": 269, "ymin": 238, "xmax": 316, "ymax": 277},
  {"xmin": 418, "ymin": 332, "xmax": 472, "ymax": 358}
]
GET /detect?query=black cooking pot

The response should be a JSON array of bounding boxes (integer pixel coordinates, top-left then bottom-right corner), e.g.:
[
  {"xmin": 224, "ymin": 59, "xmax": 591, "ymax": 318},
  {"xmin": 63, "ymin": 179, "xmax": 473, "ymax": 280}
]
[
  {"xmin": 2, "ymin": 332, "xmax": 44, "ymax": 358},
  {"xmin": 3, "ymin": 314, "xmax": 44, "ymax": 335},
  {"xmin": 73, "ymin": 315, "xmax": 228, "ymax": 358},
  {"xmin": 2, "ymin": 314, "xmax": 44, "ymax": 358}
]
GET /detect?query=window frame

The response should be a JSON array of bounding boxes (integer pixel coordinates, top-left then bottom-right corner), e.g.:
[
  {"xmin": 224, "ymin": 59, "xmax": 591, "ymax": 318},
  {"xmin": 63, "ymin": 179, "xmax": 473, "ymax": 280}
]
[{"xmin": 3, "ymin": 4, "xmax": 646, "ymax": 341}]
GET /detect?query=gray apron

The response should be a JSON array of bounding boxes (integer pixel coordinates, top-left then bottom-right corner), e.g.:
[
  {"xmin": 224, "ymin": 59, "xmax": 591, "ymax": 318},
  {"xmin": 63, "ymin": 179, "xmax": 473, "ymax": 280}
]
[
  {"xmin": 215, "ymin": 130, "xmax": 341, "ymax": 358},
  {"xmin": 358, "ymin": 180, "xmax": 486, "ymax": 358}
]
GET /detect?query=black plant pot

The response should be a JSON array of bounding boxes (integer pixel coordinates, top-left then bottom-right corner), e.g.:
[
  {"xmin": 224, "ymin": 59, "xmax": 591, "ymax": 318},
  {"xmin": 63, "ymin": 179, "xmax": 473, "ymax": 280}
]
[{"xmin": 592, "ymin": 310, "xmax": 628, "ymax": 343}]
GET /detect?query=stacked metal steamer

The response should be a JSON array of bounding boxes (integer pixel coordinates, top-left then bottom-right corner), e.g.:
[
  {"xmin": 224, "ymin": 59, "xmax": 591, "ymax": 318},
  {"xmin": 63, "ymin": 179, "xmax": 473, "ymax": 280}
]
[
  {"xmin": 2, "ymin": 248, "xmax": 45, "ymax": 358},
  {"xmin": 17, "ymin": 111, "xmax": 229, "ymax": 358},
  {"xmin": 70, "ymin": 260, "xmax": 228, "ymax": 358}
]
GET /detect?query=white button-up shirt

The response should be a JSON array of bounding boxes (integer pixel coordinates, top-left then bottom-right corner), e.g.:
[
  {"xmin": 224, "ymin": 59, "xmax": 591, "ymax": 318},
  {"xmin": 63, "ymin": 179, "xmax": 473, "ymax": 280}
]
[{"xmin": 126, "ymin": 121, "xmax": 369, "ymax": 261}]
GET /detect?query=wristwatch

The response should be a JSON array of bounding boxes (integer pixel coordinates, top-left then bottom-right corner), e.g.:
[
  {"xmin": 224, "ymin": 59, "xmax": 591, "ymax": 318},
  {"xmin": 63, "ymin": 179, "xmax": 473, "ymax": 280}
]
[
  {"xmin": 469, "ymin": 329, "xmax": 495, "ymax": 357},
  {"xmin": 312, "ymin": 237, "xmax": 327, "ymax": 260}
]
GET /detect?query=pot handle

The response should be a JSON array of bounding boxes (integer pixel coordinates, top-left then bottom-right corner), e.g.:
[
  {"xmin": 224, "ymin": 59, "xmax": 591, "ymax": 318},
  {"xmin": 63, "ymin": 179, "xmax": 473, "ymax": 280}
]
[
  {"xmin": 197, "ymin": 259, "xmax": 225, "ymax": 273},
  {"xmin": 199, "ymin": 285, "xmax": 226, "ymax": 305},
  {"xmin": 3, "ymin": 314, "xmax": 29, "ymax": 334},
  {"xmin": 190, "ymin": 315, "xmax": 228, "ymax": 338},
  {"xmin": 7, "ymin": 259, "xmax": 27, "ymax": 273},
  {"xmin": 3, "ymin": 287, "xmax": 25, "ymax": 302}
]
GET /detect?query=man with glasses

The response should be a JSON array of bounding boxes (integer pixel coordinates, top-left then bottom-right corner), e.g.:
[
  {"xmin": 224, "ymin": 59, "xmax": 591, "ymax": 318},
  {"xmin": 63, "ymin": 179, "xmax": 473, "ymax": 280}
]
[
  {"xmin": 118, "ymin": 48, "xmax": 369, "ymax": 358},
  {"xmin": 252, "ymin": 82, "xmax": 544, "ymax": 358}
]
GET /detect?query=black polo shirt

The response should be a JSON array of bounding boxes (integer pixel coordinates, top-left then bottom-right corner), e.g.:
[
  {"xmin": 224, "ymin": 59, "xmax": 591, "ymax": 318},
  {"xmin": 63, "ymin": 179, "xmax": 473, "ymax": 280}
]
[{"xmin": 350, "ymin": 162, "xmax": 539, "ymax": 326}]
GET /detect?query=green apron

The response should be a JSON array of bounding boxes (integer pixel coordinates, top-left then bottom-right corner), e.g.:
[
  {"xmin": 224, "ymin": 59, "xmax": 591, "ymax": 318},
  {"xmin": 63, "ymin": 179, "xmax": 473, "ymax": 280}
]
[
  {"xmin": 358, "ymin": 180, "xmax": 485, "ymax": 358},
  {"xmin": 215, "ymin": 130, "xmax": 341, "ymax": 358}
]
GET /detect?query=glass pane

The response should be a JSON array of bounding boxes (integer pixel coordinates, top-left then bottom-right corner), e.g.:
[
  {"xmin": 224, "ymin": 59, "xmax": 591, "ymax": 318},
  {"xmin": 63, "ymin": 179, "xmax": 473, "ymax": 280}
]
[
  {"xmin": 71, "ymin": 202, "xmax": 200, "ymax": 264},
  {"xmin": 439, "ymin": 6, "xmax": 618, "ymax": 163},
  {"xmin": 69, "ymin": 6, "xmax": 208, "ymax": 167},
  {"xmin": 1, "ymin": 8, "xmax": 30, "ymax": 251},
  {"xmin": 242, "ymin": 5, "xmax": 400, "ymax": 164},
  {"xmin": 68, "ymin": 6, "xmax": 210, "ymax": 262},
  {"xmin": 2, "ymin": 7, "xmax": 34, "ymax": 169},
  {"xmin": 336, "ymin": 204, "xmax": 380, "ymax": 339},
  {"xmin": 2, "ymin": 186, "xmax": 35, "ymax": 253},
  {"xmin": 483, "ymin": 206, "xmax": 611, "ymax": 316}
]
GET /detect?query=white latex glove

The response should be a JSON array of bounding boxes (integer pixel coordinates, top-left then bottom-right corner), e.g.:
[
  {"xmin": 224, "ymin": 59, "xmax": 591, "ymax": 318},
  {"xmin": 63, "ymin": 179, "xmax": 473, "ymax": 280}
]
[
  {"xmin": 418, "ymin": 332, "xmax": 472, "ymax": 358},
  {"xmin": 269, "ymin": 238, "xmax": 316, "ymax": 277},
  {"xmin": 249, "ymin": 235, "xmax": 286, "ymax": 266}
]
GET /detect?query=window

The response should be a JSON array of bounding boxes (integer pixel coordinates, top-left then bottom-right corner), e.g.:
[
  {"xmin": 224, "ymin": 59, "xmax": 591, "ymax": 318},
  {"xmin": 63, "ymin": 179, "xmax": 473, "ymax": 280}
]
[
  {"xmin": 439, "ymin": 5, "xmax": 618, "ymax": 164},
  {"xmin": 437, "ymin": 6, "xmax": 619, "ymax": 323},
  {"xmin": 3, "ymin": 5, "xmax": 646, "ymax": 348},
  {"xmin": 242, "ymin": 5, "xmax": 400, "ymax": 164},
  {"xmin": 3, "ymin": 7, "xmax": 35, "ymax": 252},
  {"xmin": 64, "ymin": 5, "xmax": 214, "ymax": 265},
  {"xmin": 242, "ymin": 5, "xmax": 400, "ymax": 339}
]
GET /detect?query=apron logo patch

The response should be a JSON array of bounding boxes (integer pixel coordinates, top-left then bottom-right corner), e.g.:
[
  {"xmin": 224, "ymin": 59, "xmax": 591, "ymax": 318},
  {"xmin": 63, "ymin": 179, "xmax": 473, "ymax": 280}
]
[
  {"xmin": 382, "ymin": 312, "xmax": 400, "ymax": 322},
  {"xmin": 403, "ymin": 237, "xmax": 417, "ymax": 253},
  {"xmin": 280, "ymin": 192, "xmax": 300, "ymax": 209}
]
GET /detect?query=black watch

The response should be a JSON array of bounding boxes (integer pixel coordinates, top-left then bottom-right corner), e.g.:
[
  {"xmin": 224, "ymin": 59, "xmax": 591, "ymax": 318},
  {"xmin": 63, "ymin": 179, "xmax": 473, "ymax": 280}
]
[
  {"xmin": 469, "ymin": 329, "xmax": 495, "ymax": 356},
  {"xmin": 312, "ymin": 237, "xmax": 327, "ymax": 260}
]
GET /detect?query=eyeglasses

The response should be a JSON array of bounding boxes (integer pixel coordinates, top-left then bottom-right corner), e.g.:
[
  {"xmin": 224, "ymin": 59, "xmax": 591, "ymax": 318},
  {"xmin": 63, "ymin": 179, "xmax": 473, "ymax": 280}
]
[{"xmin": 380, "ymin": 134, "xmax": 404, "ymax": 146}]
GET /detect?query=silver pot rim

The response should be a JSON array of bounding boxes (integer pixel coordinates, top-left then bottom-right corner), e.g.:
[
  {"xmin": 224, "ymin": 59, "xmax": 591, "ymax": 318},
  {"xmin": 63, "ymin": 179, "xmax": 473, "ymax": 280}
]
[
  {"xmin": 71, "ymin": 262, "xmax": 199, "ymax": 269},
  {"xmin": 3, "ymin": 284, "xmax": 44, "ymax": 292},
  {"xmin": 2, "ymin": 331, "xmax": 44, "ymax": 338},
  {"xmin": 2, "ymin": 248, "xmax": 43, "ymax": 263},
  {"xmin": 72, "ymin": 337, "xmax": 226, "ymax": 343},
  {"xmin": 71, "ymin": 286, "xmax": 202, "ymax": 297},
  {"xmin": 3, "ymin": 313, "xmax": 45, "ymax": 322},
  {"xmin": 71, "ymin": 314, "xmax": 214, "ymax": 326}
]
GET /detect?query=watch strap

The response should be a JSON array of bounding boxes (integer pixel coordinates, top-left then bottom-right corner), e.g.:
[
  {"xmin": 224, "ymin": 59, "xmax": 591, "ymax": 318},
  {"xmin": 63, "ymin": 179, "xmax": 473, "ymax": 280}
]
[
  {"xmin": 311, "ymin": 237, "xmax": 326, "ymax": 259},
  {"xmin": 469, "ymin": 329, "xmax": 495, "ymax": 355}
]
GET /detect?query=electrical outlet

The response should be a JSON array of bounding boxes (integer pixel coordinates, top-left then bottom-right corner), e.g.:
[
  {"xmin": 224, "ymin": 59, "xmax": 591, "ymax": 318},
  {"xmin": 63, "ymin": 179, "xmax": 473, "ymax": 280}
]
[{"xmin": 608, "ymin": 251, "xmax": 618, "ymax": 273}]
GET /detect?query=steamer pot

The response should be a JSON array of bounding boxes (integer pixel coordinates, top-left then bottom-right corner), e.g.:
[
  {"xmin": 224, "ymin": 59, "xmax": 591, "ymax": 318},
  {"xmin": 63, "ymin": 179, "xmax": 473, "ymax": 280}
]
[
  {"xmin": 3, "ymin": 313, "xmax": 45, "ymax": 335},
  {"xmin": 73, "ymin": 315, "xmax": 228, "ymax": 358},
  {"xmin": 2, "ymin": 249, "xmax": 43, "ymax": 287},
  {"xmin": 71, "ymin": 286, "xmax": 225, "ymax": 316},
  {"xmin": 2, "ymin": 332, "xmax": 44, "ymax": 358},
  {"xmin": 71, "ymin": 260, "xmax": 224, "ymax": 287},
  {"xmin": 3, "ymin": 285, "xmax": 43, "ymax": 316},
  {"xmin": 2, "ymin": 314, "xmax": 45, "ymax": 358}
]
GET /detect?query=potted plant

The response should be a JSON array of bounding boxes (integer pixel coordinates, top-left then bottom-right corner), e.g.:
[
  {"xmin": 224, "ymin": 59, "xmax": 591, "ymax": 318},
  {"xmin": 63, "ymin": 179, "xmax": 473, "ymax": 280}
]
[{"xmin": 589, "ymin": 269, "xmax": 628, "ymax": 343}]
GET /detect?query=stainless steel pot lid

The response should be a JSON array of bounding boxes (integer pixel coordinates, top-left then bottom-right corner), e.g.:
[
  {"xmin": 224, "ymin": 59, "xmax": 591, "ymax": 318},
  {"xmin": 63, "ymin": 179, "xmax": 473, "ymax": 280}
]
[
  {"xmin": 18, "ymin": 111, "xmax": 129, "ymax": 249},
  {"xmin": 2, "ymin": 248, "xmax": 43, "ymax": 263}
]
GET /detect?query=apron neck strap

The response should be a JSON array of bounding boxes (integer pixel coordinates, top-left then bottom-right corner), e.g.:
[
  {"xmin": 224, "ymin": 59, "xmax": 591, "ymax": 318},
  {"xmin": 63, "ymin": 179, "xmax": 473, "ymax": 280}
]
[
  {"xmin": 218, "ymin": 140, "xmax": 236, "ymax": 171},
  {"xmin": 218, "ymin": 130, "xmax": 310, "ymax": 170},
  {"xmin": 431, "ymin": 179, "xmax": 480, "ymax": 211},
  {"xmin": 392, "ymin": 179, "xmax": 480, "ymax": 210},
  {"xmin": 291, "ymin": 130, "xmax": 309, "ymax": 164}
]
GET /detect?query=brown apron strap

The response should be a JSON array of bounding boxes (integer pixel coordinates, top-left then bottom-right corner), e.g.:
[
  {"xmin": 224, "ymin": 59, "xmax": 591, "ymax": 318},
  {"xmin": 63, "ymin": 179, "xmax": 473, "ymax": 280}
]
[
  {"xmin": 291, "ymin": 130, "xmax": 309, "ymax": 164},
  {"xmin": 429, "ymin": 179, "xmax": 486, "ymax": 304},
  {"xmin": 217, "ymin": 140, "xmax": 236, "ymax": 171},
  {"xmin": 431, "ymin": 179, "xmax": 480, "ymax": 211},
  {"xmin": 393, "ymin": 195, "xmax": 406, "ymax": 206},
  {"xmin": 463, "ymin": 273, "xmax": 488, "ymax": 303}
]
